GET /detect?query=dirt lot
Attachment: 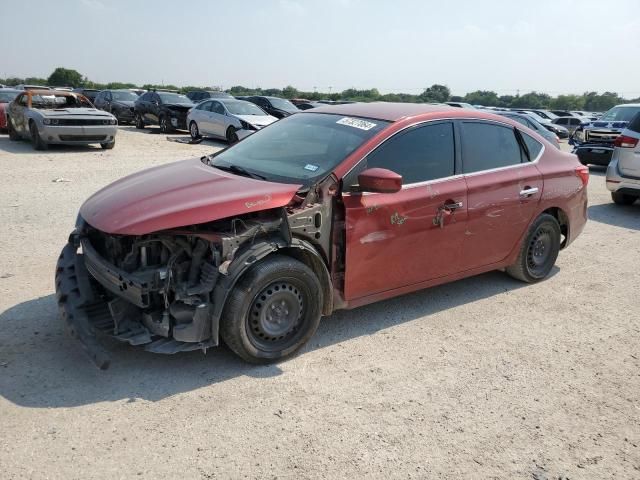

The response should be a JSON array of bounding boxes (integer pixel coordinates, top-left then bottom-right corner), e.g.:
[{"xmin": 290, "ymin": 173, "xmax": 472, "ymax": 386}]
[{"xmin": 0, "ymin": 127, "xmax": 638, "ymax": 479}]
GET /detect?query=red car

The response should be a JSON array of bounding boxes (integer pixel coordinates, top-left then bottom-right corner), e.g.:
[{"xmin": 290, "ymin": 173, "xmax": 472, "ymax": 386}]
[
  {"xmin": 0, "ymin": 89, "xmax": 21, "ymax": 130},
  {"xmin": 56, "ymin": 103, "xmax": 588, "ymax": 368}
]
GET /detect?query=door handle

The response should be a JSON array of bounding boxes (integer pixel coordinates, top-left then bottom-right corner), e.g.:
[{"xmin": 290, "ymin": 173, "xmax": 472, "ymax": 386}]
[
  {"xmin": 434, "ymin": 200, "xmax": 463, "ymax": 228},
  {"xmin": 519, "ymin": 187, "xmax": 539, "ymax": 198},
  {"xmin": 443, "ymin": 201, "xmax": 463, "ymax": 210}
]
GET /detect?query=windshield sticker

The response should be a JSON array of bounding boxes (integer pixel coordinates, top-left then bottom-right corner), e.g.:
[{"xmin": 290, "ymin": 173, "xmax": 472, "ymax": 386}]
[
  {"xmin": 336, "ymin": 117, "xmax": 377, "ymax": 131},
  {"xmin": 304, "ymin": 164, "xmax": 319, "ymax": 172}
]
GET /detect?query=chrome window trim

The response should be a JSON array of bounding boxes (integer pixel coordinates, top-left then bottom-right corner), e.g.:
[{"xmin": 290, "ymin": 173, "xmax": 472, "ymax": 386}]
[{"xmin": 342, "ymin": 117, "xmax": 543, "ymax": 196}]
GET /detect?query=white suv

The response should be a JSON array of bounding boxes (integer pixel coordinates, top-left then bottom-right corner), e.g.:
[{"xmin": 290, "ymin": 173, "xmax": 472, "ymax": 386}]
[{"xmin": 606, "ymin": 112, "xmax": 640, "ymax": 205}]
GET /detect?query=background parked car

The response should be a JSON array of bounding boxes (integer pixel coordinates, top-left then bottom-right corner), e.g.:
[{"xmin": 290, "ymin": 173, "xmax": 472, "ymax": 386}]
[
  {"xmin": 606, "ymin": 112, "xmax": 640, "ymax": 205},
  {"xmin": 185, "ymin": 90, "xmax": 233, "ymax": 102},
  {"xmin": 294, "ymin": 101, "xmax": 325, "ymax": 110},
  {"xmin": 497, "ymin": 112, "xmax": 560, "ymax": 148},
  {"xmin": 15, "ymin": 84, "xmax": 50, "ymax": 91},
  {"xmin": 552, "ymin": 116, "xmax": 587, "ymax": 135},
  {"xmin": 244, "ymin": 96, "xmax": 299, "ymax": 118},
  {"xmin": 72, "ymin": 88, "xmax": 100, "ymax": 103},
  {"xmin": 187, "ymin": 98, "xmax": 277, "ymax": 143},
  {"xmin": 134, "ymin": 91, "xmax": 194, "ymax": 132},
  {"xmin": 6, "ymin": 90, "xmax": 117, "ymax": 150},
  {"xmin": 520, "ymin": 111, "xmax": 570, "ymax": 138},
  {"xmin": 445, "ymin": 102, "xmax": 476, "ymax": 109},
  {"xmin": 94, "ymin": 89, "xmax": 139, "ymax": 124},
  {"xmin": 0, "ymin": 89, "xmax": 21, "ymax": 130}
]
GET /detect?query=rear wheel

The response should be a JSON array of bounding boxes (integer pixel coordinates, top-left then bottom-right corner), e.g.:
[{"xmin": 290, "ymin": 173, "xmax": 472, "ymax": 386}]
[
  {"xmin": 226, "ymin": 126, "xmax": 239, "ymax": 144},
  {"xmin": 189, "ymin": 121, "xmax": 200, "ymax": 140},
  {"xmin": 611, "ymin": 192, "xmax": 637, "ymax": 205},
  {"xmin": 7, "ymin": 116, "xmax": 20, "ymax": 141},
  {"xmin": 506, "ymin": 214, "xmax": 561, "ymax": 283},
  {"xmin": 29, "ymin": 121, "xmax": 48, "ymax": 150},
  {"xmin": 135, "ymin": 113, "xmax": 145, "ymax": 129},
  {"xmin": 221, "ymin": 256, "xmax": 322, "ymax": 363}
]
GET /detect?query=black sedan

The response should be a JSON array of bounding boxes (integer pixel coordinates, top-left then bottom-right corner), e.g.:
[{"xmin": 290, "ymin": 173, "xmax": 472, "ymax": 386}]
[{"xmin": 94, "ymin": 90, "xmax": 140, "ymax": 124}]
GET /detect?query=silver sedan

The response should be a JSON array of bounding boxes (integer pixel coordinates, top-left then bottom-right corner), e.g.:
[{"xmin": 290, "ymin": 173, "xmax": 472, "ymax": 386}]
[{"xmin": 187, "ymin": 98, "xmax": 278, "ymax": 143}]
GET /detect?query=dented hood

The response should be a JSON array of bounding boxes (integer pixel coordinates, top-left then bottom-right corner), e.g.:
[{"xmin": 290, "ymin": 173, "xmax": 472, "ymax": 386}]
[{"xmin": 80, "ymin": 157, "xmax": 301, "ymax": 235}]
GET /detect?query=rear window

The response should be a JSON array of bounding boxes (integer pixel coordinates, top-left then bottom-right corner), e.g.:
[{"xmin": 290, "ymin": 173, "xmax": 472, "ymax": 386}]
[
  {"xmin": 627, "ymin": 112, "xmax": 640, "ymax": 133},
  {"xmin": 521, "ymin": 132, "xmax": 543, "ymax": 160}
]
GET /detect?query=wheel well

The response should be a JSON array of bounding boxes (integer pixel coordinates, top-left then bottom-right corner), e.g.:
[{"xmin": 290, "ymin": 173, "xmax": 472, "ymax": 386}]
[
  {"xmin": 542, "ymin": 207, "xmax": 569, "ymax": 248},
  {"xmin": 277, "ymin": 247, "xmax": 333, "ymax": 315}
]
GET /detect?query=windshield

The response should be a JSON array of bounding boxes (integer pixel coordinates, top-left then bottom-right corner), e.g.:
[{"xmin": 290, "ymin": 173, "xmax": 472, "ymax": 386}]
[
  {"xmin": 111, "ymin": 91, "xmax": 138, "ymax": 101},
  {"xmin": 31, "ymin": 94, "xmax": 93, "ymax": 109},
  {"xmin": 223, "ymin": 100, "xmax": 267, "ymax": 116},
  {"xmin": 158, "ymin": 92, "xmax": 192, "ymax": 104},
  {"xmin": 212, "ymin": 113, "xmax": 389, "ymax": 186},
  {"xmin": 600, "ymin": 106, "xmax": 640, "ymax": 122},
  {"xmin": 268, "ymin": 97, "xmax": 299, "ymax": 112},
  {"xmin": 0, "ymin": 91, "xmax": 18, "ymax": 103}
]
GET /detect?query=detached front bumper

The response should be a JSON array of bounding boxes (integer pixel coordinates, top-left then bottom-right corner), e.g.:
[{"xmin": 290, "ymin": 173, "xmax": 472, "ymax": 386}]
[{"xmin": 573, "ymin": 143, "xmax": 614, "ymax": 166}]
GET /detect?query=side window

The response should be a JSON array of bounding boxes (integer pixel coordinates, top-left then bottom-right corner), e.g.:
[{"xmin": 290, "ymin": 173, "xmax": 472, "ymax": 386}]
[
  {"xmin": 365, "ymin": 122, "xmax": 455, "ymax": 185},
  {"xmin": 557, "ymin": 118, "xmax": 568, "ymax": 125},
  {"xmin": 521, "ymin": 132, "xmax": 544, "ymax": 161},
  {"xmin": 140, "ymin": 92, "xmax": 150, "ymax": 101},
  {"xmin": 211, "ymin": 101, "xmax": 225, "ymax": 114},
  {"xmin": 196, "ymin": 101, "xmax": 210, "ymax": 111},
  {"xmin": 461, "ymin": 122, "xmax": 523, "ymax": 173},
  {"xmin": 19, "ymin": 94, "xmax": 28, "ymax": 106}
]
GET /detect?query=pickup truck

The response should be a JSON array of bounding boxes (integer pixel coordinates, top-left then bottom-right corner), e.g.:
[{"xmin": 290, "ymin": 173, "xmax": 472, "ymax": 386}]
[{"xmin": 570, "ymin": 103, "xmax": 640, "ymax": 166}]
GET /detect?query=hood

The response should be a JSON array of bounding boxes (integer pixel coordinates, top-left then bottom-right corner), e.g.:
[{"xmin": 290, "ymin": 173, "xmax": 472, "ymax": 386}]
[
  {"xmin": 40, "ymin": 108, "xmax": 112, "ymax": 117},
  {"xmin": 235, "ymin": 114, "xmax": 277, "ymax": 127},
  {"xmin": 165, "ymin": 103, "xmax": 194, "ymax": 111},
  {"xmin": 80, "ymin": 157, "xmax": 301, "ymax": 235},
  {"xmin": 584, "ymin": 120, "xmax": 628, "ymax": 130}
]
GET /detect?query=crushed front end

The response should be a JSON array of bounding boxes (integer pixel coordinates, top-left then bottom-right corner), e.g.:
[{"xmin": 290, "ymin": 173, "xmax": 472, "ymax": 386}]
[
  {"xmin": 55, "ymin": 213, "xmax": 287, "ymax": 369},
  {"xmin": 570, "ymin": 120, "xmax": 628, "ymax": 166}
]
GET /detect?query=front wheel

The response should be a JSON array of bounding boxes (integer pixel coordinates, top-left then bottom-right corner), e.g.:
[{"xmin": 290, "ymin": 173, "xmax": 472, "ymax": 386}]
[
  {"xmin": 221, "ymin": 256, "xmax": 323, "ymax": 363},
  {"xmin": 506, "ymin": 213, "xmax": 561, "ymax": 283},
  {"xmin": 7, "ymin": 116, "xmax": 20, "ymax": 141},
  {"xmin": 611, "ymin": 192, "xmax": 637, "ymax": 205},
  {"xmin": 29, "ymin": 122, "xmax": 48, "ymax": 150},
  {"xmin": 159, "ymin": 115, "xmax": 171, "ymax": 133},
  {"xmin": 226, "ymin": 126, "xmax": 239, "ymax": 144}
]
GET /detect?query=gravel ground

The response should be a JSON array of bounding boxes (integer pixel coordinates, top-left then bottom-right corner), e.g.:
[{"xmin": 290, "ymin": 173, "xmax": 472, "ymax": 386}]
[{"xmin": 0, "ymin": 128, "xmax": 638, "ymax": 479}]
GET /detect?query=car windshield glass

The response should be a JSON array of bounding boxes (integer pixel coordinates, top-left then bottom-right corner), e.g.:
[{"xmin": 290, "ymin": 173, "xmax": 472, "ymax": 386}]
[
  {"xmin": 211, "ymin": 113, "xmax": 389, "ymax": 186},
  {"xmin": 0, "ymin": 91, "xmax": 18, "ymax": 103},
  {"xmin": 223, "ymin": 100, "xmax": 266, "ymax": 116},
  {"xmin": 158, "ymin": 93, "xmax": 192, "ymax": 104},
  {"xmin": 30, "ymin": 94, "xmax": 93, "ymax": 109},
  {"xmin": 111, "ymin": 91, "xmax": 138, "ymax": 101},
  {"xmin": 268, "ymin": 97, "xmax": 298, "ymax": 112},
  {"xmin": 600, "ymin": 106, "xmax": 640, "ymax": 122}
]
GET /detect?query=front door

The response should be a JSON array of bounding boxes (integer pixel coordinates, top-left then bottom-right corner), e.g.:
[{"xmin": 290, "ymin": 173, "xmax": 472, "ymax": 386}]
[
  {"xmin": 459, "ymin": 121, "xmax": 543, "ymax": 270},
  {"xmin": 343, "ymin": 121, "xmax": 468, "ymax": 301}
]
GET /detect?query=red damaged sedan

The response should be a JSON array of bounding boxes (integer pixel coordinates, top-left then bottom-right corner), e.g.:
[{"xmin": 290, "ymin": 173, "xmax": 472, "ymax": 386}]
[{"xmin": 56, "ymin": 103, "xmax": 588, "ymax": 368}]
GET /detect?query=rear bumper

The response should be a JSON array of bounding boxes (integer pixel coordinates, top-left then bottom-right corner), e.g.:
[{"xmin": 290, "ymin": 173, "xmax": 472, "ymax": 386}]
[{"xmin": 606, "ymin": 157, "xmax": 640, "ymax": 194}]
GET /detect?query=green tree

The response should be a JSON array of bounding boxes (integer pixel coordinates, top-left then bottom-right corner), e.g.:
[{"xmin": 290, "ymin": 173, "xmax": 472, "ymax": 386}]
[
  {"xmin": 583, "ymin": 91, "xmax": 622, "ymax": 112},
  {"xmin": 551, "ymin": 94, "xmax": 584, "ymax": 111},
  {"xmin": 510, "ymin": 91, "xmax": 552, "ymax": 109},
  {"xmin": 419, "ymin": 84, "xmax": 450, "ymax": 103},
  {"xmin": 47, "ymin": 67, "xmax": 83, "ymax": 87},
  {"xmin": 463, "ymin": 90, "xmax": 500, "ymax": 106},
  {"xmin": 282, "ymin": 85, "xmax": 300, "ymax": 98}
]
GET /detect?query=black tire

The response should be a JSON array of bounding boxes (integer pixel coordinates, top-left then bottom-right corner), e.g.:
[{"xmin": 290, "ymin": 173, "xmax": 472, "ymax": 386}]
[
  {"xmin": 29, "ymin": 121, "xmax": 48, "ymax": 150},
  {"xmin": 135, "ymin": 113, "xmax": 145, "ymax": 129},
  {"xmin": 220, "ymin": 255, "xmax": 323, "ymax": 364},
  {"xmin": 189, "ymin": 121, "xmax": 201, "ymax": 140},
  {"xmin": 7, "ymin": 116, "xmax": 20, "ymax": 141},
  {"xmin": 226, "ymin": 126, "xmax": 239, "ymax": 144},
  {"xmin": 101, "ymin": 140, "xmax": 115, "ymax": 150},
  {"xmin": 506, "ymin": 213, "xmax": 561, "ymax": 283},
  {"xmin": 159, "ymin": 115, "xmax": 171, "ymax": 133},
  {"xmin": 611, "ymin": 192, "xmax": 637, "ymax": 205}
]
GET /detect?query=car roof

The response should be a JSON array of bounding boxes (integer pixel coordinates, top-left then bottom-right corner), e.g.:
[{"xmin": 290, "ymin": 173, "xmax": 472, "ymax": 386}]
[
  {"xmin": 24, "ymin": 89, "xmax": 78, "ymax": 96},
  {"xmin": 307, "ymin": 102, "xmax": 458, "ymax": 121},
  {"xmin": 0, "ymin": 88, "xmax": 22, "ymax": 93}
]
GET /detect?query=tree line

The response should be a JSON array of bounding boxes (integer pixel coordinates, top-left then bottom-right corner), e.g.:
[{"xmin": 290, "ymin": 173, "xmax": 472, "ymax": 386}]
[{"xmin": 2, "ymin": 67, "xmax": 637, "ymax": 112}]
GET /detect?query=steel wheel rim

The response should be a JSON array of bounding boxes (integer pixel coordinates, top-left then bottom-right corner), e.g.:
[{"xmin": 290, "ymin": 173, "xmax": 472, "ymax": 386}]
[
  {"xmin": 160, "ymin": 118, "xmax": 167, "ymax": 131},
  {"xmin": 527, "ymin": 227, "xmax": 552, "ymax": 274},
  {"xmin": 247, "ymin": 280, "xmax": 305, "ymax": 352},
  {"xmin": 190, "ymin": 122, "xmax": 198, "ymax": 138}
]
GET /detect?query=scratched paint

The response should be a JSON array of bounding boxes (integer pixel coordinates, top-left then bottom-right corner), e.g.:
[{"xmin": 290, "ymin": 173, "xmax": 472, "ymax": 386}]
[
  {"xmin": 366, "ymin": 204, "xmax": 381, "ymax": 215},
  {"xmin": 360, "ymin": 231, "xmax": 393, "ymax": 244},
  {"xmin": 390, "ymin": 212, "xmax": 407, "ymax": 225},
  {"xmin": 245, "ymin": 195, "xmax": 272, "ymax": 208}
]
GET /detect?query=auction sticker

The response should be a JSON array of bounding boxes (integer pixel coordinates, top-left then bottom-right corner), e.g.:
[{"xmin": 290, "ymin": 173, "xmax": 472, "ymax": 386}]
[
  {"xmin": 336, "ymin": 117, "xmax": 377, "ymax": 131},
  {"xmin": 304, "ymin": 164, "xmax": 319, "ymax": 172}
]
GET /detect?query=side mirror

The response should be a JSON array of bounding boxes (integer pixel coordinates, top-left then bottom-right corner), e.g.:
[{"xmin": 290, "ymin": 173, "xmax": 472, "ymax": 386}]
[{"xmin": 356, "ymin": 168, "xmax": 402, "ymax": 194}]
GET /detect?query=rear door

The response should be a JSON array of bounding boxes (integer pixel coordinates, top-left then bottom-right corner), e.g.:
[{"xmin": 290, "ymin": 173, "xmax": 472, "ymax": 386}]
[
  {"xmin": 342, "ymin": 121, "xmax": 468, "ymax": 300},
  {"xmin": 459, "ymin": 120, "xmax": 543, "ymax": 270}
]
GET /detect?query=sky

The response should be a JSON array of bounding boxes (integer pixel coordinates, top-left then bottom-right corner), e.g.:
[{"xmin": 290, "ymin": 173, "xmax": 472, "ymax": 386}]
[{"xmin": 1, "ymin": 0, "xmax": 639, "ymax": 97}]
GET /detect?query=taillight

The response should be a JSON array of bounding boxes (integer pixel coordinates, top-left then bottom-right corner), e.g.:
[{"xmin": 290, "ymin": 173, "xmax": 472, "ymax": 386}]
[
  {"xmin": 614, "ymin": 134, "xmax": 639, "ymax": 148},
  {"xmin": 575, "ymin": 165, "xmax": 589, "ymax": 187}
]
